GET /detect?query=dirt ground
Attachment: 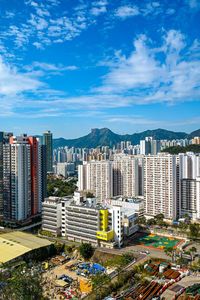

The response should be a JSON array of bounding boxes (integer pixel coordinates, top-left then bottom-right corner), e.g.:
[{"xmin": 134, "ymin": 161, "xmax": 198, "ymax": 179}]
[
  {"xmin": 42, "ymin": 259, "xmax": 89, "ymax": 299},
  {"xmin": 43, "ymin": 259, "xmax": 87, "ymax": 282}
]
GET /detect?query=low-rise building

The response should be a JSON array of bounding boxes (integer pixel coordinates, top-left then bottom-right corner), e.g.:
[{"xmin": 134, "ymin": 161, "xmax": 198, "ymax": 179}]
[
  {"xmin": 41, "ymin": 193, "xmax": 138, "ymax": 247},
  {"xmin": 106, "ymin": 197, "xmax": 144, "ymax": 218},
  {"xmin": 61, "ymin": 199, "xmax": 121, "ymax": 247},
  {"xmin": 121, "ymin": 208, "xmax": 139, "ymax": 237},
  {"xmin": 42, "ymin": 197, "xmax": 63, "ymax": 235}
]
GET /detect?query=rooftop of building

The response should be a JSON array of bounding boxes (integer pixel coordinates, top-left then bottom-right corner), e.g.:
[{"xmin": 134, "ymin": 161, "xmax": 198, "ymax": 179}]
[
  {"xmin": 0, "ymin": 231, "xmax": 52, "ymax": 264},
  {"xmin": 121, "ymin": 207, "xmax": 137, "ymax": 218},
  {"xmin": 44, "ymin": 196, "xmax": 73, "ymax": 203},
  {"xmin": 110, "ymin": 196, "xmax": 144, "ymax": 203}
]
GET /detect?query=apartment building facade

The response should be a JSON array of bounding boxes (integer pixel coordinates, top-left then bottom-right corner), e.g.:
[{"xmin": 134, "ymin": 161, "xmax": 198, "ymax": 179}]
[
  {"xmin": 143, "ymin": 153, "xmax": 178, "ymax": 221},
  {"xmin": 113, "ymin": 154, "xmax": 139, "ymax": 197},
  {"xmin": 42, "ymin": 197, "xmax": 62, "ymax": 235},
  {"xmin": 3, "ymin": 134, "xmax": 46, "ymax": 222},
  {"xmin": 78, "ymin": 161, "xmax": 113, "ymax": 202}
]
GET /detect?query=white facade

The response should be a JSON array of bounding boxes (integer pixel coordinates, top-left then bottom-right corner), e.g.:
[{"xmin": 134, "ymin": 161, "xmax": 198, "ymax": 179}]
[
  {"xmin": 113, "ymin": 154, "xmax": 139, "ymax": 198},
  {"xmin": 143, "ymin": 153, "xmax": 178, "ymax": 221},
  {"xmin": 78, "ymin": 161, "xmax": 113, "ymax": 202},
  {"xmin": 4, "ymin": 143, "xmax": 32, "ymax": 221},
  {"xmin": 56, "ymin": 162, "xmax": 75, "ymax": 177},
  {"xmin": 107, "ymin": 197, "xmax": 144, "ymax": 217},
  {"xmin": 121, "ymin": 208, "xmax": 139, "ymax": 237},
  {"xmin": 109, "ymin": 206, "xmax": 123, "ymax": 247},
  {"xmin": 179, "ymin": 152, "xmax": 200, "ymax": 180},
  {"xmin": 42, "ymin": 197, "xmax": 62, "ymax": 235},
  {"xmin": 196, "ymin": 177, "xmax": 200, "ymax": 219},
  {"xmin": 178, "ymin": 153, "xmax": 200, "ymax": 220}
]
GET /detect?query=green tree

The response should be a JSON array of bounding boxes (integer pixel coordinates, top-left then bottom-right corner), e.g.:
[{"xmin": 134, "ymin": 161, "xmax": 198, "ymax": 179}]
[
  {"xmin": 90, "ymin": 273, "xmax": 110, "ymax": 300},
  {"xmin": 47, "ymin": 178, "xmax": 77, "ymax": 197},
  {"xmin": 189, "ymin": 224, "xmax": 200, "ymax": 238},
  {"xmin": 0, "ymin": 264, "xmax": 46, "ymax": 300},
  {"xmin": 155, "ymin": 214, "xmax": 164, "ymax": 221},
  {"xmin": 139, "ymin": 217, "xmax": 146, "ymax": 225},
  {"xmin": 147, "ymin": 218, "xmax": 156, "ymax": 226},
  {"xmin": 79, "ymin": 243, "xmax": 94, "ymax": 260}
]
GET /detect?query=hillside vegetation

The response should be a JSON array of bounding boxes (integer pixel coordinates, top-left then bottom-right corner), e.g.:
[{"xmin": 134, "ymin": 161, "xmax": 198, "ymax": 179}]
[{"xmin": 162, "ymin": 144, "xmax": 200, "ymax": 154}]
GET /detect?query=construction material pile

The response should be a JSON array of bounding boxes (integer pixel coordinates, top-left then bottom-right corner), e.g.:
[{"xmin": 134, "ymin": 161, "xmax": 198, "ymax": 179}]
[
  {"xmin": 123, "ymin": 281, "xmax": 163, "ymax": 300},
  {"xmin": 66, "ymin": 262, "xmax": 105, "ymax": 278},
  {"xmin": 144, "ymin": 260, "xmax": 171, "ymax": 277},
  {"xmin": 163, "ymin": 268, "xmax": 180, "ymax": 279}
]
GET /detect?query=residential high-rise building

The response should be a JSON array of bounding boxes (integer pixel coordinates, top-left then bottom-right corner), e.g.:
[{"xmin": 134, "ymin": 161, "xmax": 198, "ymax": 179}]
[
  {"xmin": 151, "ymin": 140, "xmax": 161, "ymax": 155},
  {"xmin": 3, "ymin": 134, "xmax": 45, "ymax": 222},
  {"xmin": 0, "ymin": 132, "xmax": 13, "ymax": 216},
  {"xmin": 78, "ymin": 161, "xmax": 113, "ymax": 202},
  {"xmin": 140, "ymin": 137, "xmax": 160, "ymax": 155},
  {"xmin": 192, "ymin": 137, "xmax": 200, "ymax": 145},
  {"xmin": 143, "ymin": 153, "xmax": 178, "ymax": 221},
  {"xmin": 3, "ymin": 135, "xmax": 32, "ymax": 221},
  {"xmin": 40, "ymin": 144, "xmax": 47, "ymax": 202},
  {"xmin": 113, "ymin": 154, "xmax": 139, "ymax": 198},
  {"xmin": 43, "ymin": 130, "xmax": 53, "ymax": 172},
  {"xmin": 180, "ymin": 178, "xmax": 199, "ymax": 220},
  {"xmin": 179, "ymin": 152, "xmax": 200, "ymax": 219}
]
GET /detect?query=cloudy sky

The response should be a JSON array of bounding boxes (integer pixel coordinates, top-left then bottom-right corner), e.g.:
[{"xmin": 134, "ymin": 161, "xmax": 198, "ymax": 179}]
[{"xmin": 0, "ymin": 0, "xmax": 200, "ymax": 138}]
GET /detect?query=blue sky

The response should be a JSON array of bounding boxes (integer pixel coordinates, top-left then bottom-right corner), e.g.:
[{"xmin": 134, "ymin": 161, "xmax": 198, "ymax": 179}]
[{"xmin": 0, "ymin": 0, "xmax": 200, "ymax": 138}]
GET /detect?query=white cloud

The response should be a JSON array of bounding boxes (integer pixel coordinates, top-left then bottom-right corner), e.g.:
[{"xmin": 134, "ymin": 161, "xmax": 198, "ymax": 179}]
[
  {"xmin": 36, "ymin": 7, "xmax": 50, "ymax": 17},
  {"xmin": 107, "ymin": 116, "xmax": 200, "ymax": 127},
  {"xmin": 90, "ymin": 6, "xmax": 107, "ymax": 16},
  {"xmin": 30, "ymin": 1, "xmax": 38, "ymax": 7},
  {"xmin": 94, "ymin": 30, "xmax": 200, "ymax": 105},
  {"xmin": 28, "ymin": 62, "xmax": 77, "ymax": 72},
  {"xmin": 5, "ymin": 11, "xmax": 15, "ymax": 18},
  {"xmin": 90, "ymin": 0, "xmax": 108, "ymax": 16},
  {"xmin": 33, "ymin": 42, "xmax": 43, "ymax": 49},
  {"xmin": 115, "ymin": 6, "xmax": 140, "ymax": 19},
  {"xmin": 185, "ymin": 0, "xmax": 200, "ymax": 9},
  {"xmin": 28, "ymin": 14, "xmax": 48, "ymax": 30},
  {"xmin": 0, "ymin": 56, "xmax": 42, "ymax": 95},
  {"xmin": 0, "ymin": 55, "xmax": 44, "ymax": 115}
]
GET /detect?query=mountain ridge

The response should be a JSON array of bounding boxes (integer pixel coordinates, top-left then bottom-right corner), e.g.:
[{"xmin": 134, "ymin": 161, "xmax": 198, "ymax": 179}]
[{"xmin": 52, "ymin": 128, "xmax": 200, "ymax": 149}]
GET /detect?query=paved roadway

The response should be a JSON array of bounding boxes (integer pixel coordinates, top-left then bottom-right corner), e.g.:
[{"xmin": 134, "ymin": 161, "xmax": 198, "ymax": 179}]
[{"xmin": 38, "ymin": 234, "xmax": 173, "ymax": 261}]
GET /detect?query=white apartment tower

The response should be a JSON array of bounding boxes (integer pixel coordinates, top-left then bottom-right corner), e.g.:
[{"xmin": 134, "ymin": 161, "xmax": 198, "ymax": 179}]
[
  {"xmin": 3, "ymin": 140, "xmax": 31, "ymax": 221},
  {"xmin": 113, "ymin": 154, "xmax": 139, "ymax": 197},
  {"xmin": 78, "ymin": 161, "xmax": 113, "ymax": 202},
  {"xmin": 179, "ymin": 153, "xmax": 200, "ymax": 219},
  {"xmin": 143, "ymin": 153, "xmax": 178, "ymax": 221}
]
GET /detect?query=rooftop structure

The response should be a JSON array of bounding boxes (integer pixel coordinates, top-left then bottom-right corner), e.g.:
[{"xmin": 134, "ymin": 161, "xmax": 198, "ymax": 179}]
[{"xmin": 0, "ymin": 231, "xmax": 52, "ymax": 264}]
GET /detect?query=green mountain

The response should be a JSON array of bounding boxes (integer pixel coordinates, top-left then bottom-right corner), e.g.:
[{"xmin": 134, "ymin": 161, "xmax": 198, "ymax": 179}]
[{"xmin": 53, "ymin": 127, "xmax": 199, "ymax": 149}]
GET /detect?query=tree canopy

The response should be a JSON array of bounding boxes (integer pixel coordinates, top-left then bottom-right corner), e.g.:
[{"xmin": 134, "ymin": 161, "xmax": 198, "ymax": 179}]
[
  {"xmin": 0, "ymin": 264, "xmax": 45, "ymax": 300},
  {"xmin": 162, "ymin": 144, "xmax": 200, "ymax": 155},
  {"xmin": 47, "ymin": 178, "xmax": 77, "ymax": 197},
  {"xmin": 79, "ymin": 243, "xmax": 94, "ymax": 260}
]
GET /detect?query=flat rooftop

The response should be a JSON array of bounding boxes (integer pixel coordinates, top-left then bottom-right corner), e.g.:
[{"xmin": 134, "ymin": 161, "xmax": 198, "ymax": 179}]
[{"xmin": 0, "ymin": 231, "xmax": 52, "ymax": 264}]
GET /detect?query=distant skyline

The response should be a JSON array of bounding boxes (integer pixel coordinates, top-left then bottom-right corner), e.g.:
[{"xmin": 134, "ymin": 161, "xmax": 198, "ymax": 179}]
[{"xmin": 0, "ymin": 0, "xmax": 200, "ymax": 138}]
